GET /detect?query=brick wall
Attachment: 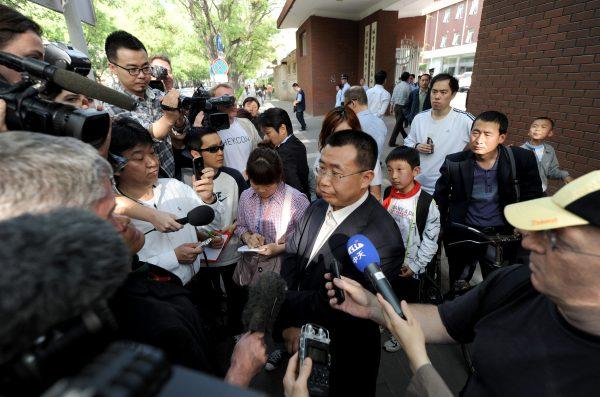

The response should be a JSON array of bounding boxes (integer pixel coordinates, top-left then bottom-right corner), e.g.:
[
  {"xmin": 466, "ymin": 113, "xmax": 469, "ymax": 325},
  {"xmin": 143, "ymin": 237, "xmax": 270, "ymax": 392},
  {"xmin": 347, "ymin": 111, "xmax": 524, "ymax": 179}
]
[
  {"xmin": 468, "ymin": 0, "xmax": 600, "ymax": 189},
  {"xmin": 296, "ymin": 16, "xmax": 359, "ymax": 116}
]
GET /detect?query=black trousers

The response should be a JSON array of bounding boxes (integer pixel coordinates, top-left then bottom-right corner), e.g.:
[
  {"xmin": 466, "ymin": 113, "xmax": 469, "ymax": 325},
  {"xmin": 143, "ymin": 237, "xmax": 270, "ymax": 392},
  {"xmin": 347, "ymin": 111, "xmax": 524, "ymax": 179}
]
[
  {"xmin": 295, "ymin": 110, "xmax": 306, "ymax": 129},
  {"xmin": 391, "ymin": 275, "xmax": 420, "ymax": 303},
  {"xmin": 444, "ymin": 224, "xmax": 519, "ymax": 287},
  {"xmin": 389, "ymin": 104, "xmax": 407, "ymax": 145}
]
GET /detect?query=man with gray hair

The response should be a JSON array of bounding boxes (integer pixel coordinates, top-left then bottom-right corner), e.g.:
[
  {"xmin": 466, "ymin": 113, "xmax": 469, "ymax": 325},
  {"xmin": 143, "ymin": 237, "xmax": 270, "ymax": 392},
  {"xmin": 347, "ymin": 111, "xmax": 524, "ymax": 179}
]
[
  {"xmin": 0, "ymin": 132, "xmax": 115, "ymax": 222},
  {"xmin": 210, "ymin": 83, "xmax": 262, "ymax": 176}
]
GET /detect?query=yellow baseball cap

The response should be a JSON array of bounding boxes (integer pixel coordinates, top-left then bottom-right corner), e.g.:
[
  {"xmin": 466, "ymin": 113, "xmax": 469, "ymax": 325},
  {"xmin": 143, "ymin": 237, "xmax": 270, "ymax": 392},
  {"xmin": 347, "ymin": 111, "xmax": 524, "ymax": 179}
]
[{"xmin": 504, "ymin": 170, "xmax": 600, "ymax": 231}]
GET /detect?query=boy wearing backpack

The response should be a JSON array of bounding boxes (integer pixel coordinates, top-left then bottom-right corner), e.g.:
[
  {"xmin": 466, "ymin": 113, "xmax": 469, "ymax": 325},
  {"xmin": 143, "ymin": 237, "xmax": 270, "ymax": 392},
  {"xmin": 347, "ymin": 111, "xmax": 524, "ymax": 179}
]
[
  {"xmin": 434, "ymin": 111, "xmax": 543, "ymax": 292},
  {"xmin": 383, "ymin": 146, "xmax": 441, "ymax": 352}
]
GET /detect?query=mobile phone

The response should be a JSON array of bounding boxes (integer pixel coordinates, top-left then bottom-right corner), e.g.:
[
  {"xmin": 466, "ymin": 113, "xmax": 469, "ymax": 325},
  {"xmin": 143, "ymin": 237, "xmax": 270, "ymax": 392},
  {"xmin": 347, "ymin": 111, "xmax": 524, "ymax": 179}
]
[
  {"xmin": 330, "ymin": 259, "xmax": 345, "ymax": 304},
  {"xmin": 192, "ymin": 156, "xmax": 204, "ymax": 181}
]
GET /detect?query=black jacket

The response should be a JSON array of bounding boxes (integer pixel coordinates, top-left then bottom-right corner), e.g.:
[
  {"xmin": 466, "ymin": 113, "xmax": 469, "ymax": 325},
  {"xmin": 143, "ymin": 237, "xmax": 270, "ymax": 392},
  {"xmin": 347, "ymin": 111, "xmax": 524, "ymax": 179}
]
[
  {"xmin": 276, "ymin": 194, "xmax": 405, "ymax": 397},
  {"xmin": 110, "ymin": 265, "xmax": 222, "ymax": 375},
  {"xmin": 404, "ymin": 87, "xmax": 431, "ymax": 123},
  {"xmin": 433, "ymin": 145, "xmax": 543, "ymax": 228},
  {"xmin": 277, "ymin": 134, "xmax": 311, "ymax": 199}
]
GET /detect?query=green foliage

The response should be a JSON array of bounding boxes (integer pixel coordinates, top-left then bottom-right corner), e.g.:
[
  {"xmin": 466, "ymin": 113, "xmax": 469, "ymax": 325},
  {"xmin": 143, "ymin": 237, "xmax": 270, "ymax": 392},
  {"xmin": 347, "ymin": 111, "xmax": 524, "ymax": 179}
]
[{"xmin": 1, "ymin": 0, "xmax": 277, "ymax": 84}]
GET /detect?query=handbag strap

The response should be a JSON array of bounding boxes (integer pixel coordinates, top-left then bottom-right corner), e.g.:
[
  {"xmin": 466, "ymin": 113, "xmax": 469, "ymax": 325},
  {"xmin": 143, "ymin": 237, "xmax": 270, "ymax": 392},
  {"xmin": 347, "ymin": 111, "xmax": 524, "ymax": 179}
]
[
  {"xmin": 503, "ymin": 146, "xmax": 520, "ymax": 203},
  {"xmin": 276, "ymin": 185, "xmax": 293, "ymax": 242}
]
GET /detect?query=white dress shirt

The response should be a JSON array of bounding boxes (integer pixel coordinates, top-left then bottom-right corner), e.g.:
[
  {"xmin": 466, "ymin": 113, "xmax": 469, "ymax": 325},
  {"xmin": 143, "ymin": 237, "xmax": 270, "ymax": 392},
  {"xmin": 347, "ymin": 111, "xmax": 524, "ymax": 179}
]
[
  {"xmin": 391, "ymin": 81, "xmax": 412, "ymax": 106},
  {"xmin": 366, "ymin": 84, "xmax": 391, "ymax": 118},
  {"xmin": 308, "ymin": 190, "xmax": 370, "ymax": 264},
  {"xmin": 131, "ymin": 178, "xmax": 223, "ymax": 284}
]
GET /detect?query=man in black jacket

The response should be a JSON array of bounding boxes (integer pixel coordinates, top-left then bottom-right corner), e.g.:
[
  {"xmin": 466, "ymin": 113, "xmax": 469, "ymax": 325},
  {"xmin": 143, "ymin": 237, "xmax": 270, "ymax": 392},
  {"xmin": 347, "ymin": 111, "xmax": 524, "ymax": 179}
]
[
  {"xmin": 259, "ymin": 107, "xmax": 310, "ymax": 199},
  {"xmin": 404, "ymin": 73, "xmax": 431, "ymax": 124},
  {"xmin": 276, "ymin": 130, "xmax": 405, "ymax": 397},
  {"xmin": 292, "ymin": 82, "xmax": 307, "ymax": 131},
  {"xmin": 434, "ymin": 111, "xmax": 543, "ymax": 289}
]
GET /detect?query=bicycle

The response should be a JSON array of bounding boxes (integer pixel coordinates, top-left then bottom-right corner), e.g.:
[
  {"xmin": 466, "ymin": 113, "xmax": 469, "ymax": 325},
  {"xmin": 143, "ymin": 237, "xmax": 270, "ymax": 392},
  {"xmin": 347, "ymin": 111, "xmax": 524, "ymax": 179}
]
[{"xmin": 445, "ymin": 222, "xmax": 523, "ymax": 374}]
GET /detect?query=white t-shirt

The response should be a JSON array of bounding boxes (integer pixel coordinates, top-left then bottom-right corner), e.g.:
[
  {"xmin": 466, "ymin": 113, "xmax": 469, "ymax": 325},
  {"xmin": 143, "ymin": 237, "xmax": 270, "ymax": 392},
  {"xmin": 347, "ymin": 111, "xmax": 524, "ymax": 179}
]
[
  {"xmin": 219, "ymin": 119, "xmax": 254, "ymax": 175},
  {"xmin": 404, "ymin": 108, "xmax": 474, "ymax": 194}
]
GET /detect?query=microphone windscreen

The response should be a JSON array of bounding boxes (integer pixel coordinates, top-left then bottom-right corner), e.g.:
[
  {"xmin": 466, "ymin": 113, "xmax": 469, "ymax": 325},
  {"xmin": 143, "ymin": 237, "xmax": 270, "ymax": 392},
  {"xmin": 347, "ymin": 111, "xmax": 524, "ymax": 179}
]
[
  {"xmin": 242, "ymin": 271, "xmax": 287, "ymax": 333},
  {"xmin": 187, "ymin": 205, "xmax": 215, "ymax": 227},
  {"xmin": 346, "ymin": 234, "xmax": 380, "ymax": 272},
  {"xmin": 0, "ymin": 208, "xmax": 130, "ymax": 362},
  {"xmin": 52, "ymin": 68, "xmax": 137, "ymax": 110}
]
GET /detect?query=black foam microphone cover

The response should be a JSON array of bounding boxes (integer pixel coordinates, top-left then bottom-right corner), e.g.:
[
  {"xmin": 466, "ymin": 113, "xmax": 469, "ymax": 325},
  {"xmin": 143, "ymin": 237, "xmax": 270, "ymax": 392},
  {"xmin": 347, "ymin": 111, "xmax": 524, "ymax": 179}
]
[
  {"xmin": 187, "ymin": 205, "xmax": 215, "ymax": 227},
  {"xmin": 242, "ymin": 271, "xmax": 287, "ymax": 334}
]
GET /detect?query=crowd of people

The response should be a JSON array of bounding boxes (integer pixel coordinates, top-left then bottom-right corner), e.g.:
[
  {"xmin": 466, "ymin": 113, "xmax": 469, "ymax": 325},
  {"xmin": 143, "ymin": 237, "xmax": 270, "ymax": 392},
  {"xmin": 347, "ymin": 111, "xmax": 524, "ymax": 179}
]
[{"xmin": 0, "ymin": 5, "xmax": 598, "ymax": 397}]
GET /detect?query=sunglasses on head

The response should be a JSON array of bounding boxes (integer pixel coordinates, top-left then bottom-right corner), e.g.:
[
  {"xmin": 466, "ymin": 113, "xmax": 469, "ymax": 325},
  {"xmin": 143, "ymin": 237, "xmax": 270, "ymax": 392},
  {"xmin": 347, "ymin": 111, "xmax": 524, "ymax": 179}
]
[{"xmin": 200, "ymin": 144, "xmax": 225, "ymax": 154}]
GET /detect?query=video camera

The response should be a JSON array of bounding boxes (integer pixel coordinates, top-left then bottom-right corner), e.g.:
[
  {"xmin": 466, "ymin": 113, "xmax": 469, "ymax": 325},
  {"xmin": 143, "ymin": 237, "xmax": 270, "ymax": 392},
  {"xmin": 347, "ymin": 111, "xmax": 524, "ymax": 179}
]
[
  {"xmin": 149, "ymin": 64, "xmax": 168, "ymax": 91},
  {"xmin": 161, "ymin": 87, "xmax": 233, "ymax": 131},
  {"xmin": 0, "ymin": 48, "xmax": 135, "ymax": 148}
]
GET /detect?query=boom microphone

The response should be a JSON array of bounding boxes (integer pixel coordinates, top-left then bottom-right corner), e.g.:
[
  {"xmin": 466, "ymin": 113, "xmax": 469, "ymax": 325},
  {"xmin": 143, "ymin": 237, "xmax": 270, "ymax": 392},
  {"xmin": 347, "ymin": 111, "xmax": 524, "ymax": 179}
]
[
  {"xmin": 0, "ymin": 51, "xmax": 137, "ymax": 110},
  {"xmin": 0, "ymin": 208, "xmax": 131, "ymax": 365},
  {"xmin": 346, "ymin": 234, "xmax": 404, "ymax": 318},
  {"xmin": 242, "ymin": 271, "xmax": 287, "ymax": 334},
  {"xmin": 144, "ymin": 206, "xmax": 215, "ymax": 235}
]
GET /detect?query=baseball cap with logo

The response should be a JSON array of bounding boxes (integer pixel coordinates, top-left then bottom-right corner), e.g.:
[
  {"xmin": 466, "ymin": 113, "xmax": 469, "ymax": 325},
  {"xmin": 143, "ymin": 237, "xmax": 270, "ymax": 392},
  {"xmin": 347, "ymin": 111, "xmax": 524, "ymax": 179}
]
[{"xmin": 504, "ymin": 170, "xmax": 600, "ymax": 231}]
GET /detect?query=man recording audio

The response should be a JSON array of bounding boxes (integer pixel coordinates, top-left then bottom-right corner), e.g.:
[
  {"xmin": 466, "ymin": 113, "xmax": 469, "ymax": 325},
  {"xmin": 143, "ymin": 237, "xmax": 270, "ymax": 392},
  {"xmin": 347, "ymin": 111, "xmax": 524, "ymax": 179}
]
[{"xmin": 276, "ymin": 130, "xmax": 405, "ymax": 397}]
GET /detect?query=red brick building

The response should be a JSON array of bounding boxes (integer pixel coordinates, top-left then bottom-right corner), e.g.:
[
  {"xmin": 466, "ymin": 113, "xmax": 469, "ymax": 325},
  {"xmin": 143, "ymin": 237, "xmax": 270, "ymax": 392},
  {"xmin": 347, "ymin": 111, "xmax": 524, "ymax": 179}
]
[
  {"xmin": 278, "ymin": 0, "xmax": 429, "ymax": 115},
  {"xmin": 469, "ymin": 0, "xmax": 599, "ymax": 181}
]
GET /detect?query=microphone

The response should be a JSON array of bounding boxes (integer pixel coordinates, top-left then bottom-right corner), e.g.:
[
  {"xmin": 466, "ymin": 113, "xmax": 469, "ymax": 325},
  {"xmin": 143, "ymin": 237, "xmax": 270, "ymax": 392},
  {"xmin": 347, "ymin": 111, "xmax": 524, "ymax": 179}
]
[
  {"xmin": 144, "ymin": 206, "xmax": 215, "ymax": 235},
  {"xmin": 0, "ymin": 208, "xmax": 131, "ymax": 365},
  {"xmin": 0, "ymin": 51, "xmax": 137, "ymax": 110},
  {"xmin": 242, "ymin": 271, "xmax": 287, "ymax": 334},
  {"xmin": 346, "ymin": 234, "xmax": 404, "ymax": 318}
]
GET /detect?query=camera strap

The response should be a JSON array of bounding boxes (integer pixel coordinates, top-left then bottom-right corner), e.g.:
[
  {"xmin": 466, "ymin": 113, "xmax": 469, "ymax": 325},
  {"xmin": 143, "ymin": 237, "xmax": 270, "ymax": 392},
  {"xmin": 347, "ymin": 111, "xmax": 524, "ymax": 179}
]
[{"xmin": 160, "ymin": 103, "xmax": 178, "ymax": 112}]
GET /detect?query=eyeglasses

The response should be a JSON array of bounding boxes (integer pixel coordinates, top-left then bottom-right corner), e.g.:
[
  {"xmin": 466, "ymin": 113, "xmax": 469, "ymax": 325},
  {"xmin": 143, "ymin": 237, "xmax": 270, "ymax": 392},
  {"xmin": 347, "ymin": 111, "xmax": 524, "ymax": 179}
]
[
  {"xmin": 314, "ymin": 165, "xmax": 368, "ymax": 181},
  {"xmin": 111, "ymin": 62, "xmax": 152, "ymax": 76},
  {"xmin": 544, "ymin": 230, "xmax": 600, "ymax": 258},
  {"xmin": 200, "ymin": 144, "xmax": 225, "ymax": 154}
]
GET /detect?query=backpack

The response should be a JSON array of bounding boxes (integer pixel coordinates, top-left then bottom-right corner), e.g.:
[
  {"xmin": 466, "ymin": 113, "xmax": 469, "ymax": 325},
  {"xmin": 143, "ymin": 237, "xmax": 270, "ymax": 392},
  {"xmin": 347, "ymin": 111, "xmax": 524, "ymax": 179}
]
[{"xmin": 383, "ymin": 187, "xmax": 433, "ymax": 239}]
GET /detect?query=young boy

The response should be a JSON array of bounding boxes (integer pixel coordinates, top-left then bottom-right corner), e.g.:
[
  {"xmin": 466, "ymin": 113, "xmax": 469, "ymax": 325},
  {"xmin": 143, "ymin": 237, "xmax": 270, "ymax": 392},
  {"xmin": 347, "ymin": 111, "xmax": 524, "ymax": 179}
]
[
  {"xmin": 382, "ymin": 146, "xmax": 441, "ymax": 352},
  {"xmin": 521, "ymin": 117, "xmax": 573, "ymax": 192}
]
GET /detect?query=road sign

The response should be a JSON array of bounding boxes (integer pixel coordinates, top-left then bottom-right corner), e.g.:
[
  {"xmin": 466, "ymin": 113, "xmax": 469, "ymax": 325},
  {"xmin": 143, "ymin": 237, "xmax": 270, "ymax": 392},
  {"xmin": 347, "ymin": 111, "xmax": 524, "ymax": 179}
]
[{"xmin": 211, "ymin": 58, "xmax": 229, "ymax": 75}]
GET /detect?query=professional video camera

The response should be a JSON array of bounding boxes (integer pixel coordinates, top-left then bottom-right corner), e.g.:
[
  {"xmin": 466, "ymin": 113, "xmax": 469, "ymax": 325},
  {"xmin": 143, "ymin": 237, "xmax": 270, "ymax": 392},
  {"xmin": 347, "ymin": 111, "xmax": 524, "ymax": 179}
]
[
  {"xmin": 0, "ymin": 50, "xmax": 135, "ymax": 148},
  {"xmin": 162, "ymin": 86, "xmax": 233, "ymax": 131}
]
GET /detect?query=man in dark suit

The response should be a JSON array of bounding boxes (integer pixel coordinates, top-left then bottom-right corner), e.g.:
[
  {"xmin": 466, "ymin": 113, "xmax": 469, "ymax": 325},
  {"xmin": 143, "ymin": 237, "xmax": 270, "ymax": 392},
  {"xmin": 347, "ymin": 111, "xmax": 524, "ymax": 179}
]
[
  {"xmin": 292, "ymin": 82, "xmax": 307, "ymax": 131},
  {"xmin": 434, "ymin": 111, "xmax": 543, "ymax": 290},
  {"xmin": 259, "ymin": 107, "xmax": 310, "ymax": 199},
  {"xmin": 275, "ymin": 130, "xmax": 405, "ymax": 397},
  {"xmin": 404, "ymin": 73, "xmax": 432, "ymax": 124}
]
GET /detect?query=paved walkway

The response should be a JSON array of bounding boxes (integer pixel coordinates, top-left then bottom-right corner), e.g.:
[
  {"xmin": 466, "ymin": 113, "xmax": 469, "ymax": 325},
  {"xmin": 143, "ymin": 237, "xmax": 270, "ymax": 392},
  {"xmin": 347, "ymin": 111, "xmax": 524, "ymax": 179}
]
[{"xmin": 244, "ymin": 99, "xmax": 470, "ymax": 396}]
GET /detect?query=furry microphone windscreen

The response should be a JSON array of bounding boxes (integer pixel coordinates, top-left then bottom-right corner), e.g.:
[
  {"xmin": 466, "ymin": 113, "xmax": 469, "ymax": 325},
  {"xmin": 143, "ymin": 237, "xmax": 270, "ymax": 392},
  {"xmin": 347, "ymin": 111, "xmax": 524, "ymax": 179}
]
[
  {"xmin": 242, "ymin": 271, "xmax": 287, "ymax": 334},
  {"xmin": 0, "ymin": 208, "xmax": 131, "ymax": 363}
]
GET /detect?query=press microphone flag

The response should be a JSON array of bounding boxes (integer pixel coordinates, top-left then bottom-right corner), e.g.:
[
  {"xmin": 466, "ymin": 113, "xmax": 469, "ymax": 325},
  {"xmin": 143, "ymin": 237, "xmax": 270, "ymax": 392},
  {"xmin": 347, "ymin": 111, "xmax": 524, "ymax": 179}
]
[{"xmin": 346, "ymin": 234, "xmax": 404, "ymax": 318}]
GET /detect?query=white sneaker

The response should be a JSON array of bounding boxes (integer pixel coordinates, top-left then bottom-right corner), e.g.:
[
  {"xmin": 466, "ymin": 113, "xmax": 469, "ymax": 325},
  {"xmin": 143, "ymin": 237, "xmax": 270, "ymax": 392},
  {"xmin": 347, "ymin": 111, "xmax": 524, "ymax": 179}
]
[{"xmin": 384, "ymin": 335, "xmax": 401, "ymax": 352}]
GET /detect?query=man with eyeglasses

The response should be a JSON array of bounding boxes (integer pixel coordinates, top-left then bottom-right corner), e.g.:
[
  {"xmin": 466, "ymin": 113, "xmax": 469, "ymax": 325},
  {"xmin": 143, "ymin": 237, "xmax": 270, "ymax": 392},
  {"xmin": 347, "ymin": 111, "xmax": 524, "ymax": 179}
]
[
  {"xmin": 324, "ymin": 170, "xmax": 600, "ymax": 396},
  {"xmin": 104, "ymin": 30, "xmax": 186, "ymax": 179},
  {"xmin": 187, "ymin": 127, "xmax": 248, "ymax": 334},
  {"xmin": 275, "ymin": 130, "xmax": 405, "ymax": 397}
]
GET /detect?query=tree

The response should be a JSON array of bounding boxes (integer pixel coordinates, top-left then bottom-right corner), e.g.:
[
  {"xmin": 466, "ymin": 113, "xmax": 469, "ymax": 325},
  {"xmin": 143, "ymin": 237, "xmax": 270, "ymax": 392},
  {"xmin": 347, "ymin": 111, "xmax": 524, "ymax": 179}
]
[{"xmin": 178, "ymin": 0, "xmax": 278, "ymax": 86}]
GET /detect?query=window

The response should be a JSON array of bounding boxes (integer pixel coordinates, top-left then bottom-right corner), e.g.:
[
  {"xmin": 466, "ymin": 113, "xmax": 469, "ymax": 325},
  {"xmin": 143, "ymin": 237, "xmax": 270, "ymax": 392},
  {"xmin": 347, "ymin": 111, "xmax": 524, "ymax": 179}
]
[
  {"xmin": 456, "ymin": 4, "xmax": 464, "ymax": 19},
  {"xmin": 469, "ymin": 0, "xmax": 478, "ymax": 15},
  {"xmin": 440, "ymin": 35, "xmax": 447, "ymax": 48},
  {"xmin": 300, "ymin": 32, "xmax": 307, "ymax": 56},
  {"xmin": 465, "ymin": 28, "xmax": 475, "ymax": 43},
  {"xmin": 443, "ymin": 8, "xmax": 451, "ymax": 23},
  {"xmin": 452, "ymin": 33, "xmax": 461, "ymax": 46}
]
